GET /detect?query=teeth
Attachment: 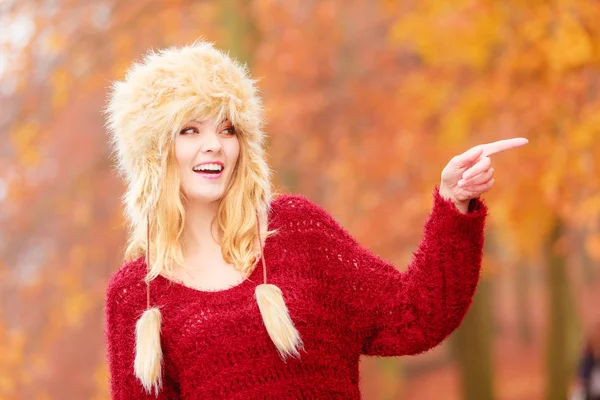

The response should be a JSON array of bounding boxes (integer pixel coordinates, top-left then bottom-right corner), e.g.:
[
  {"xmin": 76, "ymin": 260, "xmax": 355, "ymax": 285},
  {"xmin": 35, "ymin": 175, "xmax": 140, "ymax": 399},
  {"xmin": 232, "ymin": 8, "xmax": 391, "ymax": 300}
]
[{"xmin": 193, "ymin": 163, "xmax": 223, "ymax": 172}]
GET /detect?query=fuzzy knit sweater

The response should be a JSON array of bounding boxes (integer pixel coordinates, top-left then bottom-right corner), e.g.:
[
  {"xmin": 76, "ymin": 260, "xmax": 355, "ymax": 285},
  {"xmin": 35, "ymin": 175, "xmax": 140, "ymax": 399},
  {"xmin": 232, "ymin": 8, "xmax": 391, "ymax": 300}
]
[{"xmin": 104, "ymin": 188, "xmax": 487, "ymax": 399}]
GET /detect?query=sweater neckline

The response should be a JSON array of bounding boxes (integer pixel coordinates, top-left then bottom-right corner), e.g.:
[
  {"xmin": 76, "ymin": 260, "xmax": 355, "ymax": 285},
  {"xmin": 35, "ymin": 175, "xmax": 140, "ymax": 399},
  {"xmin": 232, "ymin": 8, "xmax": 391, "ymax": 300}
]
[
  {"xmin": 152, "ymin": 208, "xmax": 274, "ymax": 303},
  {"xmin": 154, "ymin": 251, "xmax": 266, "ymax": 301}
]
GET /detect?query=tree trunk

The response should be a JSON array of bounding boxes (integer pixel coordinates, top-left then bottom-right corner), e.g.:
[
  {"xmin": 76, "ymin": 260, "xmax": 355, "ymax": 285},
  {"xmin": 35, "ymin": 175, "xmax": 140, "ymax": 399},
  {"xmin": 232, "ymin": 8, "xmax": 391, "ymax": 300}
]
[
  {"xmin": 577, "ymin": 227, "xmax": 597, "ymax": 285},
  {"xmin": 515, "ymin": 261, "xmax": 533, "ymax": 344},
  {"xmin": 218, "ymin": 0, "xmax": 259, "ymax": 67},
  {"xmin": 451, "ymin": 277, "xmax": 495, "ymax": 400},
  {"xmin": 546, "ymin": 216, "xmax": 581, "ymax": 400}
]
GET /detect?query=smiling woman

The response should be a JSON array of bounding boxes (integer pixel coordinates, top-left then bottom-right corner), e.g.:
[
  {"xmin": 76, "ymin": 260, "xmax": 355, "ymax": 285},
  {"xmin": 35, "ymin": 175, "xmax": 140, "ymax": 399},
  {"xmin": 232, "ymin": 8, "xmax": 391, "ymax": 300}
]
[
  {"xmin": 104, "ymin": 41, "xmax": 303, "ymax": 398},
  {"xmin": 103, "ymin": 40, "xmax": 525, "ymax": 400}
]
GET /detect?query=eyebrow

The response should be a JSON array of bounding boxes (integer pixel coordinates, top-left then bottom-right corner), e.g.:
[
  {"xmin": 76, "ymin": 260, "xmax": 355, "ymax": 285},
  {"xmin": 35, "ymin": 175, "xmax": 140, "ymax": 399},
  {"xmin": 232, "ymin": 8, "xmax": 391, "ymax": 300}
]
[{"xmin": 189, "ymin": 118, "xmax": 231, "ymax": 125}]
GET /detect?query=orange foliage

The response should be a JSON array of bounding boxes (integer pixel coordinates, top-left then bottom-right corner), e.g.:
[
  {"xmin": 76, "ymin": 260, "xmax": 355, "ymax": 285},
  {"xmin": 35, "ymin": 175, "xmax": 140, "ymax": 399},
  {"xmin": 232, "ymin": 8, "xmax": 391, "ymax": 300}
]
[{"xmin": 1, "ymin": 0, "xmax": 599, "ymax": 399}]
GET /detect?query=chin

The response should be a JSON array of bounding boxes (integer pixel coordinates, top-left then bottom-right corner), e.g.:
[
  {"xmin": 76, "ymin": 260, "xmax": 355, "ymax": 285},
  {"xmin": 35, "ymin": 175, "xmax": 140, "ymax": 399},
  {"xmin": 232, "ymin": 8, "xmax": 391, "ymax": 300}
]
[
  {"xmin": 184, "ymin": 188, "xmax": 226, "ymax": 204},
  {"xmin": 187, "ymin": 193, "xmax": 224, "ymax": 204}
]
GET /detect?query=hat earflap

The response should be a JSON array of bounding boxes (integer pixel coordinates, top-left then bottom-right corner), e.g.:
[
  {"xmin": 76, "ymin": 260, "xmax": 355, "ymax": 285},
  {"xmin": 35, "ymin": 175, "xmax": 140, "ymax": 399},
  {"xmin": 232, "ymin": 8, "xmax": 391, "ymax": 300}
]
[{"xmin": 134, "ymin": 215, "xmax": 163, "ymax": 395}]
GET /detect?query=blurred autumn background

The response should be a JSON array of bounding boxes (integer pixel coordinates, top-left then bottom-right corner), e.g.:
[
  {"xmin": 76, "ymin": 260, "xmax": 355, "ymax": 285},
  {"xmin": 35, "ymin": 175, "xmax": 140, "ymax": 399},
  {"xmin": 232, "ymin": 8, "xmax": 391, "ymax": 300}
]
[{"xmin": 1, "ymin": 0, "xmax": 600, "ymax": 399}]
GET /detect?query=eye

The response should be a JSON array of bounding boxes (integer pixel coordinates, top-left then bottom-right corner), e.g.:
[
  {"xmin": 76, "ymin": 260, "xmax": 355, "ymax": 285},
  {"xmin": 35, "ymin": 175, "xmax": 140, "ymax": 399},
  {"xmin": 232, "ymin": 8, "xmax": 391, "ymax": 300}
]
[
  {"xmin": 221, "ymin": 125, "xmax": 237, "ymax": 136},
  {"xmin": 179, "ymin": 127, "xmax": 198, "ymax": 135}
]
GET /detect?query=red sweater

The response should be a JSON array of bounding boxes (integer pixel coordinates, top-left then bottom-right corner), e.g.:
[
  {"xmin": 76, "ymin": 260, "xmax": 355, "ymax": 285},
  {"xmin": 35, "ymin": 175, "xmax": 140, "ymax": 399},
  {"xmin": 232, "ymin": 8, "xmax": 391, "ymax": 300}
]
[{"xmin": 104, "ymin": 188, "xmax": 487, "ymax": 399}]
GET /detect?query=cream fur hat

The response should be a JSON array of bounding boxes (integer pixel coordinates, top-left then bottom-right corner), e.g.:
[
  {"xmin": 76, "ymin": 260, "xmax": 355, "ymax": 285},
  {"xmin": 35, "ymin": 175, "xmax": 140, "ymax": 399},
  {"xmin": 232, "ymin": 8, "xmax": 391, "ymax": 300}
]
[
  {"xmin": 106, "ymin": 40, "xmax": 266, "ymax": 230},
  {"xmin": 105, "ymin": 41, "xmax": 302, "ymax": 395}
]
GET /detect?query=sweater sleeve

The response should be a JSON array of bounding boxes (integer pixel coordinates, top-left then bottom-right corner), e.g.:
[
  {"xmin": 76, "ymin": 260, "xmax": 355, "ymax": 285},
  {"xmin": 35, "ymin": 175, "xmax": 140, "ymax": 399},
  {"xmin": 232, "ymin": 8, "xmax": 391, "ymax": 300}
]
[
  {"xmin": 104, "ymin": 264, "xmax": 180, "ymax": 399},
  {"xmin": 302, "ymin": 187, "xmax": 487, "ymax": 356}
]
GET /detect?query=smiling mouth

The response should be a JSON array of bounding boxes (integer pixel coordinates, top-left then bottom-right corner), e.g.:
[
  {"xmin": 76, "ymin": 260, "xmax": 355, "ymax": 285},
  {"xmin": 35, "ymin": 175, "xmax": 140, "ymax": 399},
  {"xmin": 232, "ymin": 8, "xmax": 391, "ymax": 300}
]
[
  {"xmin": 192, "ymin": 164, "xmax": 224, "ymax": 174},
  {"xmin": 192, "ymin": 163, "xmax": 224, "ymax": 179}
]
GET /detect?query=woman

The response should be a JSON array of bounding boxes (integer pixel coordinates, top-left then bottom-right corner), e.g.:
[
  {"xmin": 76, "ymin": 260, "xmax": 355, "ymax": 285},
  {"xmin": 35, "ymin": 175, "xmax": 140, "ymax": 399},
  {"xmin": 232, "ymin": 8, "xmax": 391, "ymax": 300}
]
[
  {"xmin": 572, "ymin": 322, "xmax": 600, "ymax": 400},
  {"xmin": 104, "ymin": 41, "xmax": 527, "ymax": 399}
]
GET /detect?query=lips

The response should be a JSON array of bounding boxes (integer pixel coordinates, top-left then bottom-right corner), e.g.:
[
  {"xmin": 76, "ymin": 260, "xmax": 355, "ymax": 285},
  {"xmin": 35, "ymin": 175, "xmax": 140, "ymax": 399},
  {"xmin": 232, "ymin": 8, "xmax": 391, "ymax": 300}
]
[{"xmin": 194, "ymin": 170, "xmax": 223, "ymax": 179}]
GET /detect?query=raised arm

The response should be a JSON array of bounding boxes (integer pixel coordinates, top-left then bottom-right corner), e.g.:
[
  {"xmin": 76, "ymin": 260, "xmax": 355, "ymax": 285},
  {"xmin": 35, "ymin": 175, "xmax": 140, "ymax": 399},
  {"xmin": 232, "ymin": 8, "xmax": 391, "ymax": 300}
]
[{"xmin": 302, "ymin": 187, "xmax": 486, "ymax": 356}]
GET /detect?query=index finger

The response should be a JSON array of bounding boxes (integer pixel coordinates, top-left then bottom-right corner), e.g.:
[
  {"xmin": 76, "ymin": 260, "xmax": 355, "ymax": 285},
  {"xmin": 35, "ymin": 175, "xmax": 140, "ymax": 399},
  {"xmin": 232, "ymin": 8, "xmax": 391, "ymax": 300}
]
[{"xmin": 481, "ymin": 137, "xmax": 529, "ymax": 157}]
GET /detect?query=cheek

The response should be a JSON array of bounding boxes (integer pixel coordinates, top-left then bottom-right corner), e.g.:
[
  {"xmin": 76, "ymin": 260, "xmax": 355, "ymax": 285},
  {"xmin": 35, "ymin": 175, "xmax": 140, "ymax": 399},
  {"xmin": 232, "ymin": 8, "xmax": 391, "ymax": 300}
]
[
  {"xmin": 174, "ymin": 138, "xmax": 192, "ymax": 167},
  {"xmin": 225, "ymin": 137, "xmax": 241, "ymax": 164}
]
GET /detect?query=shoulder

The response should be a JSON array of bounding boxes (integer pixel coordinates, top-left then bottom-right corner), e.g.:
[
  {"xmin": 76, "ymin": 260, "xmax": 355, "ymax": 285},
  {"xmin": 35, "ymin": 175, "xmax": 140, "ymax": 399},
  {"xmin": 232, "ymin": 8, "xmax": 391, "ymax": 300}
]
[
  {"xmin": 269, "ymin": 193, "xmax": 355, "ymax": 242},
  {"xmin": 105, "ymin": 257, "xmax": 147, "ymax": 309},
  {"xmin": 270, "ymin": 193, "xmax": 331, "ymax": 225},
  {"xmin": 271, "ymin": 192, "xmax": 315, "ymax": 209}
]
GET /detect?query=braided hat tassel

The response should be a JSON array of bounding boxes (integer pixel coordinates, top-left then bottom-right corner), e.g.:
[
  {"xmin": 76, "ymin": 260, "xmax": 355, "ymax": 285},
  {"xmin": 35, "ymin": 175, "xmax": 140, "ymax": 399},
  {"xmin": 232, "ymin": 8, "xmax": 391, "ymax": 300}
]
[
  {"xmin": 134, "ymin": 215, "xmax": 163, "ymax": 395},
  {"xmin": 254, "ymin": 212, "xmax": 304, "ymax": 359}
]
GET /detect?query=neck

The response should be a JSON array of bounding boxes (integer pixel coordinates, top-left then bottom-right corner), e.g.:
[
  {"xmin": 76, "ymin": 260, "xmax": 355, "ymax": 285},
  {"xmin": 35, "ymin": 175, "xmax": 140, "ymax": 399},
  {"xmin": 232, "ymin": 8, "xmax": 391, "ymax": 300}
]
[{"xmin": 181, "ymin": 199, "xmax": 221, "ymax": 258}]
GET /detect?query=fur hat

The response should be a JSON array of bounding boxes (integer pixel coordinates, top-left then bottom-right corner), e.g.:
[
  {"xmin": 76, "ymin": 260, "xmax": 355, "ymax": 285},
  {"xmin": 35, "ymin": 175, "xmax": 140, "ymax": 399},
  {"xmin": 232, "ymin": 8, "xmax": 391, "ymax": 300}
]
[
  {"xmin": 106, "ymin": 40, "xmax": 266, "ymax": 229},
  {"xmin": 105, "ymin": 41, "xmax": 303, "ymax": 395}
]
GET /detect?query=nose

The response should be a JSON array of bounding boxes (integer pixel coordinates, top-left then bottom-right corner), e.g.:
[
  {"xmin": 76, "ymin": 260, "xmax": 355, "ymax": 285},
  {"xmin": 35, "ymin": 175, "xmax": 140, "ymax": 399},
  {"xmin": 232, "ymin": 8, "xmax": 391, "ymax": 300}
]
[{"xmin": 200, "ymin": 130, "xmax": 222, "ymax": 154}]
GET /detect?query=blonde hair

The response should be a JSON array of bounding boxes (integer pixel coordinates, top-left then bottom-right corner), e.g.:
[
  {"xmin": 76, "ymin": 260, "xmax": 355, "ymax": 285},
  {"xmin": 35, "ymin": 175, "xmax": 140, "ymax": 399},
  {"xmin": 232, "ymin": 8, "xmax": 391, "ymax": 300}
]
[{"xmin": 122, "ymin": 125, "xmax": 276, "ymax": 281}]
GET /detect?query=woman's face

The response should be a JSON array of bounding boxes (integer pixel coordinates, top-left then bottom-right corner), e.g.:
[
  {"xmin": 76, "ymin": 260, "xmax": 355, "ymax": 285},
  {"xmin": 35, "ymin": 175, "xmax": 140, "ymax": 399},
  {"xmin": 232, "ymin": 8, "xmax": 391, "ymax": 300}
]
[{"xmin": 175, "ymin": 117, "xmax": 240, "ymax": 204}]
